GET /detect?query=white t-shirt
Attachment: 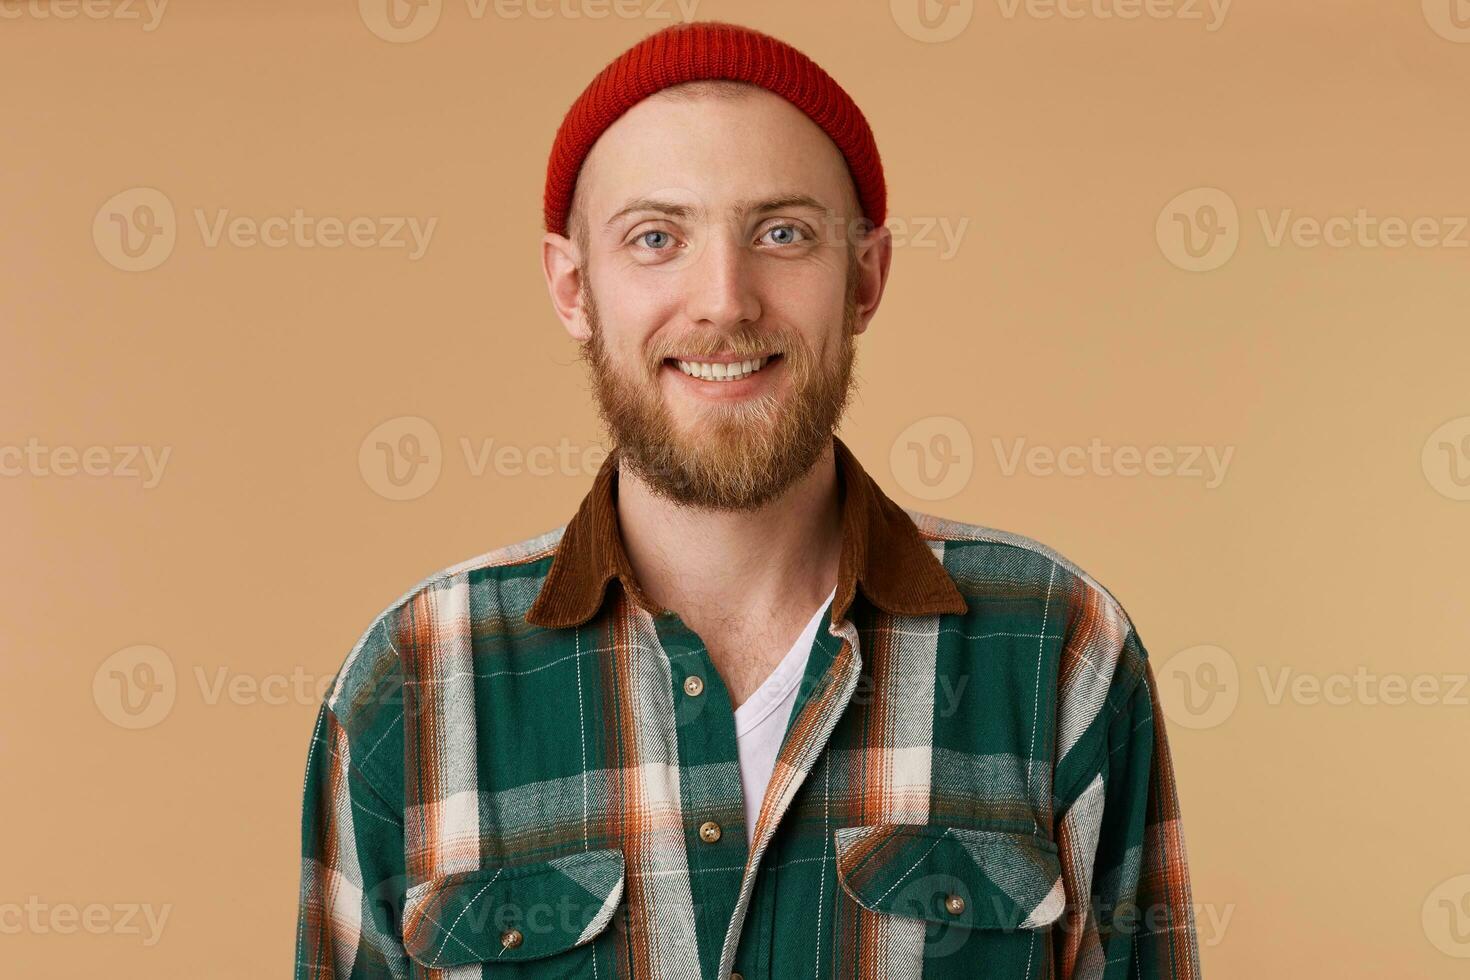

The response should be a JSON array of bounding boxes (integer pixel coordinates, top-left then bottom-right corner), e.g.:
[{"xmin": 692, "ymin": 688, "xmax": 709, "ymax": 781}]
[{"xmin": 733, "ymin": 586, "xmax": 837, "ymax": 846}]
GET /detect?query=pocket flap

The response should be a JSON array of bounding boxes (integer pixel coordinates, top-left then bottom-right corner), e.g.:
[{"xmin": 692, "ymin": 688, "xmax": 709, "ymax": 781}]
[
  {"xmin": 834, "ymin": 824, "xmax": 1064, "ymax": 930},
  {"xmin": 401, "ymin": 848, "xmax": 624, "ymax": 967}
]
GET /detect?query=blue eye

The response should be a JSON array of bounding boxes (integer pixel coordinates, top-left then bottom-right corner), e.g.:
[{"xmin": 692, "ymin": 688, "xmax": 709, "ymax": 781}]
[
  {"xmin": 639, "ymin": 230, "xmax": 673, "ymax": 250},
  {"xmin": 763, "ymin": 225, "xmax": 804, "ymax": 246}
]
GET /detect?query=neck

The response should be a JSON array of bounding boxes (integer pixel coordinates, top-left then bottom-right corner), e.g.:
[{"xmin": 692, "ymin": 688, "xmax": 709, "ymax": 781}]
[{"xmin": 615, "ymin": 440, "xmax": 843, "ymax": 623}]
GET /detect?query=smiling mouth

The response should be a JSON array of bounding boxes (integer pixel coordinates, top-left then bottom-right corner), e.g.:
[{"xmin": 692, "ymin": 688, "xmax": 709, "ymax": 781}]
[{"xmin": 665, "ymin": 353, "xmax": 783, "ymax": 382}]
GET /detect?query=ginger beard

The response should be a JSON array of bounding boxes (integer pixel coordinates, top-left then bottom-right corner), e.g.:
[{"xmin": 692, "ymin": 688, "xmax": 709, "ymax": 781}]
[{"xmin": 577, "ymin": 250, "xmax": 861, "ymax": 511}]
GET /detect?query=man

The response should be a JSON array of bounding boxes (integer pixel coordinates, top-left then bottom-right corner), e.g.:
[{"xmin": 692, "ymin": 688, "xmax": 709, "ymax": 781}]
[{"xmin": 296, "ymin": 20, "xmax": 1202, "ymax": 980}]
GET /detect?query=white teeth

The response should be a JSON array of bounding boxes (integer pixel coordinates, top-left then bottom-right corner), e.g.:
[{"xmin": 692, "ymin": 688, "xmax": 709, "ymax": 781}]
[{"xmin": 672, "ymin": 355, "xmax": 772, "ymax": 382}]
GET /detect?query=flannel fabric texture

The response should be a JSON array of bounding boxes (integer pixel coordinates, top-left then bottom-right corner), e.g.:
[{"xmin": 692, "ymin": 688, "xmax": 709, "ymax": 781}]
[{"xmin": 295, "ymin": 436, "xmax": 1202, "ymax": 979}]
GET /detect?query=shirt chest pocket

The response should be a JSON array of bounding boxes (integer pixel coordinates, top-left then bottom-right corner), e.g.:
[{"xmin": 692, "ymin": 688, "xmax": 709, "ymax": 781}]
[
  {"xmin": 832, "ymin": 824, "xmax": 1065, "ymax": 978},
  {"xmin": 401, "ymin": 848, "xmax": 626, "ymax": 978}
]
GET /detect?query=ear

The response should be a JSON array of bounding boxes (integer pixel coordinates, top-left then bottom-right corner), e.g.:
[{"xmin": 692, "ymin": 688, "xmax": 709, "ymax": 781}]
[
  {"xmin": 850, "ymin": 223, "xmax": 892, "ymax": 337},
  {"xmin": 542, "ymin": 231, "xmax": 589, "ymax": 342}
]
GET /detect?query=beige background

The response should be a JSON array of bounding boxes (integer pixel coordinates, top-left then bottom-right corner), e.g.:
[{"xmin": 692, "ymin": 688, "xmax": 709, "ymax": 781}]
[{"xmin": 4, "ymin": 0, "xmax": 1470, "ymax": 976}]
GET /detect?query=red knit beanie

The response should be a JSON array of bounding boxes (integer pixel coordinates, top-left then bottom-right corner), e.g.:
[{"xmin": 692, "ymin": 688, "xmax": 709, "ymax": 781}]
[{"xmin": 543, "ymin": 20, "xmax": 886, "ymax": 238}]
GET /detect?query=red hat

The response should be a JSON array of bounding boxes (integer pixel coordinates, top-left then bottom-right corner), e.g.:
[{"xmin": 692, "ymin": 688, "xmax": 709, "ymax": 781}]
[{"xmin": 543, "ymin": 20, "xmax": 886, "ymax": 237}]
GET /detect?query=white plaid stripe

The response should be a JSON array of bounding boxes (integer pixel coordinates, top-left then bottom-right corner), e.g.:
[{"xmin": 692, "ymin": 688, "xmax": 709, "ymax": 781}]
[{"xmin": 627, "ymin": 603, "xmax": 704, "ymax": 980}]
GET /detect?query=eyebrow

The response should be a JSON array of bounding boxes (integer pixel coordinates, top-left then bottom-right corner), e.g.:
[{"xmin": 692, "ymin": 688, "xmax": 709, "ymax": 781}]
[{"xmin": 602, "ymin": 193, "xmax": 833, "ymax": 228}]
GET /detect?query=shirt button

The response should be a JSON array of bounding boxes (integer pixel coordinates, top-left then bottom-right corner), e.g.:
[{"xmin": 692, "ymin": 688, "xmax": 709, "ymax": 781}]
[
  {"xmin": 944, "ymin": 893, "xmax": 966, "ymax": 915},
  {"xmin": 731, "ymin": 973, "xmax": 745, "ymax": 980},
  {"xmin": 683, "ymin": 675, "xmax": 704, "ymax": 697},
  {"xmin": 698, "ymin": 820, "xmax": 722, "ymax": 844},
  {"xmin": 501, "ymin": 927, "xmax": 524, "ymax": 948}
]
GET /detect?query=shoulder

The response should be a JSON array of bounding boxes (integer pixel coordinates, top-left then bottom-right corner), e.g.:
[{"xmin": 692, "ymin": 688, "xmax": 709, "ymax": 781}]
[
  {"xmin": 906, "ymin": 509, "xmax": 1132, "ymax": 621},
  {"xmin": 907, "ymin": 509, "xmax": 1157, "ymax": 772},
  {"xmin": 904, "ymin": 508, "xmax": 1149, "ymax": 690},
  {"xmin": 322, "ymin": 524, "xmax": 568, "ymax": 719}
]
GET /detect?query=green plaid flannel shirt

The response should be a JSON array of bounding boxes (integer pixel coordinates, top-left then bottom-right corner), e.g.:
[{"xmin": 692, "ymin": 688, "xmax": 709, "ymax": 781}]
[{"xmin": 295, "ymin": 436, "xmax": 1202, "ymax": 979}]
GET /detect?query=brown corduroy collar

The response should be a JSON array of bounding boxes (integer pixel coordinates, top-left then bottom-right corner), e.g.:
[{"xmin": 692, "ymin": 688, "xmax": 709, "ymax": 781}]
[{"xmin": 524, "ymin": 436, "xmax": 968, "ymax": 629}]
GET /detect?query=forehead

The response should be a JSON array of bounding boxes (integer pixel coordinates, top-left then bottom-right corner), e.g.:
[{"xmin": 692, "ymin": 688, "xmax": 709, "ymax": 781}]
[{"xmin": 577, "ymin": 85, "xmax": 855, "ymax": 224}]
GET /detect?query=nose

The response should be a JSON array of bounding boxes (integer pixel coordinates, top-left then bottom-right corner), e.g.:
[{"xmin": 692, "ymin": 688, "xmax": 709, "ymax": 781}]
[{"xmin": 683, "ymin": 230, "xmax": 761, "ymax": 333}]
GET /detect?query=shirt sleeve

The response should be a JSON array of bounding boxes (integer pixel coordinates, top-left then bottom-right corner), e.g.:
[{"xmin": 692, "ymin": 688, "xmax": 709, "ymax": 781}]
[
  {"xmin": 1052, "ymin": 626, "xmax": 1203, "ymax": 979},
  {"xmin": 295, "ymin": 700, "xmax": 410, "ymax": 980}
]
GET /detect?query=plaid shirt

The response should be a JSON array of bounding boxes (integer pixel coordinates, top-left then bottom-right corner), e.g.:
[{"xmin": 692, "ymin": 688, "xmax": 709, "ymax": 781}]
[{"xmin": 295, "ymin": 436, "xmax": 1202, "ymax": 980}]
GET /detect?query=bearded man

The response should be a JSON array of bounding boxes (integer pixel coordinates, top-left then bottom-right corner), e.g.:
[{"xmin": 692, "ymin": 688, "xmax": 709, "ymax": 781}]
[{"xmin": 295, "ymin": 20, "xmax": 1202, "ymax": 980}]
